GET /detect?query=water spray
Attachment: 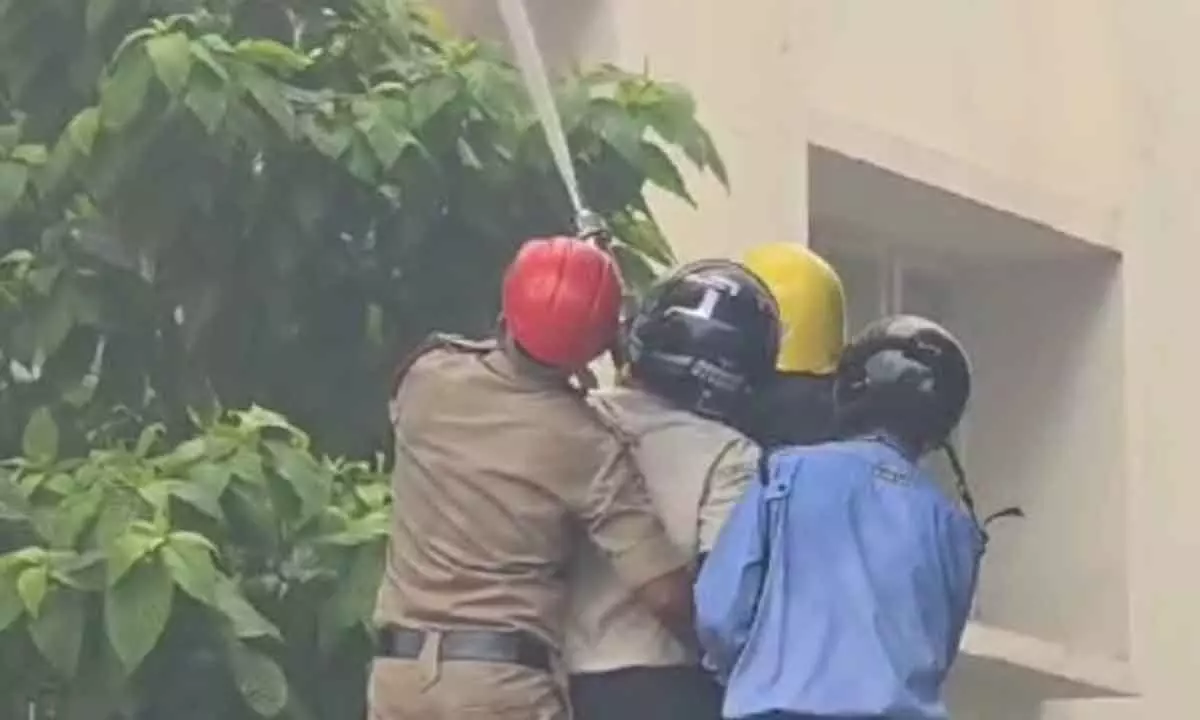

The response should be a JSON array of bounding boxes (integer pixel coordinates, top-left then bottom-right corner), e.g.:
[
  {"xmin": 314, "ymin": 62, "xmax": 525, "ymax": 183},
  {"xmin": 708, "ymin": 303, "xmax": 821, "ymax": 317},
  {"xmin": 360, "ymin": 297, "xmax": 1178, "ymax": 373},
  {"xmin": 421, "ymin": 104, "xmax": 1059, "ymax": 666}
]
[
  {"xmin": 495, "ymin": 0, "xmax": 610, "ymax": 246},
  {"xmin": 497, "ymin": 0, "xmax": 624, "ymax": 378}
]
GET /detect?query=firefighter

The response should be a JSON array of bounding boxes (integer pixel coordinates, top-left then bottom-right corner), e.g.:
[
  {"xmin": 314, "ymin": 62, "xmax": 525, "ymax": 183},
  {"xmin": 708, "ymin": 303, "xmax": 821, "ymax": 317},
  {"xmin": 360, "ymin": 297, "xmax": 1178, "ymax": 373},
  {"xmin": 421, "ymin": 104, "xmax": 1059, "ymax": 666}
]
[
  {"xmin": 565, "ymin": 259, "xmax": 782, "ymax": 720},
  {"xmin": 695, "ymin": 315, "xmax": 985, "ymax": 720},
  {"xmin": 741, "ymin": 242, "xmax": 846, "ymax": 448},
  {"xmin": 368, "ymin": 237, "xmax": 694, "ymax": 720}
]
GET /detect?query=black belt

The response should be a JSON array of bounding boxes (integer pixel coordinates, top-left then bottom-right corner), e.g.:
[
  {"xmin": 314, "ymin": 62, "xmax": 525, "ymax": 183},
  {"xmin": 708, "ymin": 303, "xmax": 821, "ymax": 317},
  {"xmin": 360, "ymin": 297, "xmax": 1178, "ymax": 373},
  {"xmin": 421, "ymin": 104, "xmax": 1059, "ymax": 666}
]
[{"xmin": 375, "ymin": 625, "xmax": 552, "ymax": 673}]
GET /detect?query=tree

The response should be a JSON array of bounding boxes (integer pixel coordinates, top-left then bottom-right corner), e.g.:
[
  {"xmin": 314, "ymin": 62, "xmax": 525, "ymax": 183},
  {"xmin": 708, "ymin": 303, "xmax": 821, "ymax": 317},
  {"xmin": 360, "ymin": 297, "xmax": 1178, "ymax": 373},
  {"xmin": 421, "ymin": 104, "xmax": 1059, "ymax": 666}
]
[
  {"xmin": 0, "ymin": 407, "xmax": 396, "ymax": 720},
  {"xmin": 0, "ymin": 0, "xmax": 727, "ymax": 458}
]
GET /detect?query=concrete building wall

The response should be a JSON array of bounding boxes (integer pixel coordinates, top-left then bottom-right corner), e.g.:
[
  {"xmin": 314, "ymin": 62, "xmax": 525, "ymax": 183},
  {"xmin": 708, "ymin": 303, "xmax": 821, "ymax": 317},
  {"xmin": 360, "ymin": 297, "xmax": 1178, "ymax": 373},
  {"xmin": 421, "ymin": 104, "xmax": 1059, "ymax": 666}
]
[{"xmin": 433, "ymin": 0, "xmax": 1200, "ymax": 716}]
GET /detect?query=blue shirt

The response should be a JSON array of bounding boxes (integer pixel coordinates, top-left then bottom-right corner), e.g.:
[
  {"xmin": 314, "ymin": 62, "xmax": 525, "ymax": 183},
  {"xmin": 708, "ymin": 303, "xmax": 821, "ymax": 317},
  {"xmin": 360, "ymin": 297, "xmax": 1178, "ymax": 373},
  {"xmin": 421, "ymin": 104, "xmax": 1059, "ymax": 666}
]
[{"xmin": 694, "ymin": 439, "xmax": 984, "ymax": 719}]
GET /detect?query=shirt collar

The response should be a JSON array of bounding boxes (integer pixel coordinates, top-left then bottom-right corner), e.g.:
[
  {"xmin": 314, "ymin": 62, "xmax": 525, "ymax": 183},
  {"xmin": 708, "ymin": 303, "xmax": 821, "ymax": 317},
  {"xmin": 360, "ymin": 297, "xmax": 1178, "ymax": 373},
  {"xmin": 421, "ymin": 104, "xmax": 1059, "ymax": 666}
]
[{"xmin": 482, "ymin": 335, "xmax": 575, "ymax": 391}]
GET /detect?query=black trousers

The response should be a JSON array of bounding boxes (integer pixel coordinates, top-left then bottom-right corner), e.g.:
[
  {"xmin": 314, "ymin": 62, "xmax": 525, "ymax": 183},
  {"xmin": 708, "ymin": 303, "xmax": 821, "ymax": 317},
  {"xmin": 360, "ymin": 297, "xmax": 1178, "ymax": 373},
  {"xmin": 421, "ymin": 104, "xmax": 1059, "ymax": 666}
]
[{"xmin": 569, "ymin": 666, "xmax": 723, "ymax": 720}]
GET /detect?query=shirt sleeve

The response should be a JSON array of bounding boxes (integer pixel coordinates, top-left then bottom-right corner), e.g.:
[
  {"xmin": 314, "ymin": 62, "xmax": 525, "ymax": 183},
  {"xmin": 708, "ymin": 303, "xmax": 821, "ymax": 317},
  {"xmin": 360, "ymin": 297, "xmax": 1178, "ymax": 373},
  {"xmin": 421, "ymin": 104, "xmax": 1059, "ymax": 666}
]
[
  {"xmin": 694, "ymin": 478, "xmax": 768, "ymax": 681},
  {"xmin": 578, "ymin": 439, "xmax": 689, "ymax": 590},
  {"xmin": 942, "ymin": 514, "xmax": 985, "ymax": 665},
  {"xmin": 697, "ymin": 437, "xmax": 759, "ymax": 553}
]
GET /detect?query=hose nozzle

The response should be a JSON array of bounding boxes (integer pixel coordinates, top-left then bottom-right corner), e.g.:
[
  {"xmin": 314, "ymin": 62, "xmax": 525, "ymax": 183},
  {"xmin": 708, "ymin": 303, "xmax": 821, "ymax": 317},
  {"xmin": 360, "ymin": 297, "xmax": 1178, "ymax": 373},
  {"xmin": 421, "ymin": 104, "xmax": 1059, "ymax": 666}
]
[{"xmin": 574, "ymin": 209, "xmax": 611, "ymax": 249}]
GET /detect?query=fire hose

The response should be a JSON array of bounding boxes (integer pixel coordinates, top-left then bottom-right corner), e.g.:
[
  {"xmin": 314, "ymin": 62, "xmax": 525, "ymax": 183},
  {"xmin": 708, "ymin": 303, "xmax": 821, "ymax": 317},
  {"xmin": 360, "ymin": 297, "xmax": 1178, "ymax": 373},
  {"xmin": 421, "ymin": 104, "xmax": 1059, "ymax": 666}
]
[{"xmin": 496, "ymin": 0, "xmax": 627, "ymax": 373}]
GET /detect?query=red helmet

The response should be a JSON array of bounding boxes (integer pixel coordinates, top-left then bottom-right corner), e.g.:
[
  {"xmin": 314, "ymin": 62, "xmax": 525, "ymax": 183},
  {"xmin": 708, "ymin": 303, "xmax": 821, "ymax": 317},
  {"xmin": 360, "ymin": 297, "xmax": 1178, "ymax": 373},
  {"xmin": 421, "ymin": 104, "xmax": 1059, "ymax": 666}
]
[{"xmin": 501, "ymin": 237, "xmax": 623, "ymax": 371}]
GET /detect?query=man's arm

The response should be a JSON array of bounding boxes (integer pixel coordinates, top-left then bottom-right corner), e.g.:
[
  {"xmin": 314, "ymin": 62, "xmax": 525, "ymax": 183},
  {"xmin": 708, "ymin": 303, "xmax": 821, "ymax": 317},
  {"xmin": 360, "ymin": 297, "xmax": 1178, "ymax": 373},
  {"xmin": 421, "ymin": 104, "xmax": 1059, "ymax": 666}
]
[
  {"xmin": 628, "ymin": 567, "xmax": 697, "ymax": 650},
  {"xmin": 577, "ymin": 441, "xmax": 696, "ymax": 646},
  {"xmin": 942, "ymin": 515, "xmax": 986, "ymax": 665},
  {"xmin": 698, "ymin": 437, "xmax": 760, "ymax": 556},
  {"xmin": 694, "ymin": 479, "xmax": 769, "ymax": 681}
]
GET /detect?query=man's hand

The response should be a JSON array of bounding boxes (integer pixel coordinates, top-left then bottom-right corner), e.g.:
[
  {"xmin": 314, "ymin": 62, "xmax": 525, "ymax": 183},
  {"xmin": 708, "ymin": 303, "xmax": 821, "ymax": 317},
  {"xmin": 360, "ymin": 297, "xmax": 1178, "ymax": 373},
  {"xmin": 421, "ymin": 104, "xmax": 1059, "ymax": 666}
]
[{"xmin": 631, "ymin": 566, "xmax": 699, "ymax": 651}]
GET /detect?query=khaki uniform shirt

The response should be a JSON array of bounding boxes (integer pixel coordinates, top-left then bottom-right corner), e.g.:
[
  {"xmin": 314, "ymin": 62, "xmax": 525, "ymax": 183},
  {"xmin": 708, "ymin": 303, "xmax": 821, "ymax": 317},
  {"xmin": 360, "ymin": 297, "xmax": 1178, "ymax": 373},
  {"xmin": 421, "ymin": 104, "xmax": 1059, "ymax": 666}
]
[
  {"xmin": 563, "ymin": 386, "xmax": 760, "ymax": 673},
  {"xmin": 373, "ymin": 336, "xmax": 687, "ymax": 651}
]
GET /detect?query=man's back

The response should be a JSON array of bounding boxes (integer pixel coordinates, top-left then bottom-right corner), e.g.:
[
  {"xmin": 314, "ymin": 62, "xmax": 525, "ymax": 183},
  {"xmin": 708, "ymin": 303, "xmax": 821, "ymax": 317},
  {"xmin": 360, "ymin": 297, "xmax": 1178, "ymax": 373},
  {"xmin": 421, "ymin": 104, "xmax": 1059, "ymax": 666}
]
[
  {"xmin": 565, "ymin": 385, "xmax": 757, "ymax": 671},
  {"xmin": 375, "ymin": 340, "xmax": 684, "ymax": 650},
  {"xmin": 697, "ymin": 439, "xmax": 983, "ymax": 719}
]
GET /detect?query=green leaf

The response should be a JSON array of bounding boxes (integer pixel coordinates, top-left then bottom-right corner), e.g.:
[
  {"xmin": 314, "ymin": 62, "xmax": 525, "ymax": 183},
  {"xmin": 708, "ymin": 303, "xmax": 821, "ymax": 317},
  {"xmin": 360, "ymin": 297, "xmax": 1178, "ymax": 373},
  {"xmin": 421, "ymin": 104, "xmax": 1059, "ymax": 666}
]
[
  {"xmin": 325, "ymin": 541, "xmax": 384, "ymax": 634},
  {"xmin": 640, "ymin": 81, "xmax": 696, "ymax": 132},
  {"xmin": 110, "ymin": 27, "xmax": 158, "ymax": 68},
  {"xmin": 359, "ymin": 115, "xmax": 407, "ymax": 171},
  {"xmin": 189, "ymin": 39, "xmax": 230, "ymax": 81},
  {"xmin": 28, "ymin": 264, "xmax": 61, "ymax": 295},
  {"xmin": 227, "ymin": 641, "xmax": 288, "ymax": 717},
  {"xmin": 106, "ymin": 531, "xmax": 157, "ymax": 586},
  {"xmin": 101, "ymin": 48, "xmax": 155, "ymax": 130},
  {"xmin": 17, "ymin": 564, "xmax": 48, "ymax": 616},
  {"xmin": 29, "ymin": 585, "xmax": 85, "ymax": 675},
  {"xmin": 695, "ymin": 126, "xmax": 728, "ymax": 188},
  {"xmin": 0, "ymin": 473, "xmax": 30, "ymax": 521},
  {"xmin": 315, "ymin": 510, "xmax": 389, "ymax": 547},
  {"xmin": 104, "ymin": 555, "xmax": 174, "ymax": 672},
  {"xmin": 22, "ymin": 407, "xmax": 59, "ymax": 463},
  {"xmin": 184, "ymin": 68, "xmax": 229, "ymax": 134},
  {"xmin": 37, "ymin": 134, "xmax": 78, "ymax": 196},
  {"xmin": 636, "ymin": 141, "xmax": 694, "ymax": 206},
  {"xmin": 11, "ymin": 143, "xmax": 47, "ymax": 165},
  {"xmin": 188, "ymin": 461, "xmax": 233, "ymax": 495},
  {"xmin": 146, "ymin": 32, "xmax": 193, "ymax": 96},
  {"xmin": 51, "ymin": 550, "xmax": 108, "ymax": 592},
  {"xmin": 590, "ymin": 98, "xmax": 644, "ymax": 165},
  {"xmin": 135, "ymin": 423, "xmax": 165, "ymax": 457},
  {"xmin": 302, "ymin": 116, "xmax": 353, "ymax": 159},
  {"xmin": 235, "ymin": 39, "xmax": 311, "ymax": 74},
  {"xmin": 199, "ymin": 32, "xmax": 236, "ymax": 55},
  {"xmin": 266, "ymin": 441, "xmax": 330, "ymax": 524},
  {"xmin": 406, "ymin": 75, "xmax": 460, "ymax": 127},
  {"xmin": 215, "ymin": 576, "xmax": 281, "ymax": 641},
  {"xmin": 0, "ymin": 565, "xmax": 23, "ymax": 632},
  {"xmin": 169, "ymin": 530, "xmax": 218, "ymax": 554},
  {"xmin": 237, "ymin": 66, "xmax": 295, "ymax": 138},
  {"xmin": 161, "ymin": 533, "xmax": 218, "ymax": 605},
  {"xmin": 42, "ymin": 485, "xmax": 103, "ymax": 548},
  {"xmin": 166, "ymin": 479, "xmax": 224, "ymax": 520},
  {"xmin": 234, "ymin": 405, "xmax": 298, "ymax": 436},
  {"xmin": 613, "ymin": 212, "xmax": 674, "ymax": 266},
  {"xmin": 158, "ymin": 437, "xmax": 208, "ymax": 471},
  {"xmin": 611, "ymin": 242, "xmax": 660, "ymax": 292},
  {"xmin": 90, "ymin": 490, "xmax": 147, "ymax": 549},
  {"xmin": 344, "ymin": 136, "xmax": 377, "ymax": 183},
  {"xmin": 0, "ymin": 160, "xmax": 28, "ymax": 216},
  {"xmin": 66, "ymin": 107, "xmax": 101, "ymax": 155}
]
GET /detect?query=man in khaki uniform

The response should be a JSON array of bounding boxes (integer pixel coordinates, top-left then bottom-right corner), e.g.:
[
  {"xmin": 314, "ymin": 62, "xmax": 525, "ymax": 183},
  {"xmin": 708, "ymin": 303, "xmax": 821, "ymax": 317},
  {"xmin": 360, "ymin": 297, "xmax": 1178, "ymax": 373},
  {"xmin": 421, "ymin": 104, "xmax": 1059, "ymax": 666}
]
[
  {"xmin": 565, "ymin": 260, "xmax": 783, "ymax": 720},
  {"xmin": 368, "ymin": 237, "xmax": 693, "ymax": 720}
]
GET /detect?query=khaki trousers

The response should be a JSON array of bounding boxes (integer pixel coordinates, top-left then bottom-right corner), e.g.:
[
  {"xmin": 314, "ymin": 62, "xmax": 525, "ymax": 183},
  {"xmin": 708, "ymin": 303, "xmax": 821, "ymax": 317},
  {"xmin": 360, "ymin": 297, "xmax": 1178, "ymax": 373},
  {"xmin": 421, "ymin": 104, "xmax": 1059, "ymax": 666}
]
[{"xmin": 368, "ymin": 656, "xmax": 568, "ymax": 720}]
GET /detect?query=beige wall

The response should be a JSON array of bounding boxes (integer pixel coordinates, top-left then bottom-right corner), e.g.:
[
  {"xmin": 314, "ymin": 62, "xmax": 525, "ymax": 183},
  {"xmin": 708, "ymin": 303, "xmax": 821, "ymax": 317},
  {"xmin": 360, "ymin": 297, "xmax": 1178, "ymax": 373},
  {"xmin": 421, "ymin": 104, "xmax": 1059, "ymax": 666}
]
[
  {"xmin": 602, "ymin": 2, "xmax": 1197, "ymax": 716},
  {"xmin": 601, "ymin": 0, "xmax": 805, "ymax": 259},
  {"xmin": 437, "ymin": 0, "xmax": 1200, "ymax": 716},
  {"xmin": 803, "ymin": 0, "xmax": 1132, "ymax": 248}
]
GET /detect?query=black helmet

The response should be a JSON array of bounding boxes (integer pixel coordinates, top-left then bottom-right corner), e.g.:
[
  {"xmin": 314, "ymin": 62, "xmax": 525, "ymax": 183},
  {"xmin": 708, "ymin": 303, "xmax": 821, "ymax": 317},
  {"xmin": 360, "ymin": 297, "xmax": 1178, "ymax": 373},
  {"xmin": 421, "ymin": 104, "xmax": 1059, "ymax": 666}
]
[
  {"xmin": 833, "ymin": 315, "xmax": 970, "ymax": 453},
  {"xmin": 623, "ymin": 259, "xmax": 781, "ymax": 425}
]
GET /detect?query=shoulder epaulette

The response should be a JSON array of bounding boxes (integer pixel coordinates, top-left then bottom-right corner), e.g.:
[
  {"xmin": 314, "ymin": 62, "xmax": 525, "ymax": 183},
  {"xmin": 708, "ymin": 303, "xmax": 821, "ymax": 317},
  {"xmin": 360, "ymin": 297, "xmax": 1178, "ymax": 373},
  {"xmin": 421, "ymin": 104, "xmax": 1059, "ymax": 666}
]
[
  {"xmin": 390, "ymin": 333, "xmax": 497, "ymax": 394},
  {"xmin": 580, "ymin": 394, "xmax": 637, "ymax": 448},
  {"xmin": 434, "ymin": 333, "xmax": 498, "ymax": 355}
]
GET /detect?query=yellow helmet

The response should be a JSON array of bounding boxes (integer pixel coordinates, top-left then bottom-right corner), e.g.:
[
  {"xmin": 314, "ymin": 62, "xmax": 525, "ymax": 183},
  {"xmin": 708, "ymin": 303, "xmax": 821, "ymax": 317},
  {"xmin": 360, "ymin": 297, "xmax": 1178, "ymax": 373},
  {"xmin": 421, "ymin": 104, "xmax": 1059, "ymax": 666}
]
[{"xmin": 742, "ymin": 242, "xmax": 846, "ymax": 375}]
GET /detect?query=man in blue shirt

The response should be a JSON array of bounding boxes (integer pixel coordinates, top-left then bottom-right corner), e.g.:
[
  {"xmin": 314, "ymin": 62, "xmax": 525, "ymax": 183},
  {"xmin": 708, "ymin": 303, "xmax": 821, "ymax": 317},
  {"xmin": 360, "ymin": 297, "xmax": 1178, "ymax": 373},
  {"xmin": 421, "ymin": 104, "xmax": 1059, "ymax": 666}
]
[{"xmin": 695, "ymin": 314, "xmax": 987, "ymax": 720}]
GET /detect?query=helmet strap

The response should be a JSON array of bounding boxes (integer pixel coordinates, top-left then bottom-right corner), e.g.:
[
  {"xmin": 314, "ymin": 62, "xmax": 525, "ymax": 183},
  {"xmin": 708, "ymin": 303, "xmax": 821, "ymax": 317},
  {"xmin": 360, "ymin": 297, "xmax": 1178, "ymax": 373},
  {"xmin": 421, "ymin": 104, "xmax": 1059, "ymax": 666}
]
[{"xmin": 940, "ymin": 441, "xmax": 1025, "ymax": 549}]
